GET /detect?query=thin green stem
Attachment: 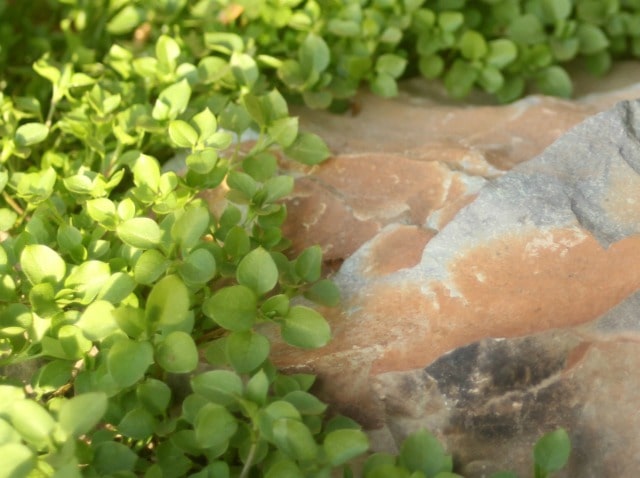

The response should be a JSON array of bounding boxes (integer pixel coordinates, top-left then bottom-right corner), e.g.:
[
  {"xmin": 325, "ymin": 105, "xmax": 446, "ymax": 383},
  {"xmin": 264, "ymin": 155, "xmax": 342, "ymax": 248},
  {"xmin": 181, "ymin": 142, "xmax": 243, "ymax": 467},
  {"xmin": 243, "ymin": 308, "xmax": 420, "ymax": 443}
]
[
  {"xmin": 2, "ymin": 190, "xmax": 24, "ymax": 216},
  {"xmin": 239, "ymin": 439, "xmax": 258, "ymax": 478}
]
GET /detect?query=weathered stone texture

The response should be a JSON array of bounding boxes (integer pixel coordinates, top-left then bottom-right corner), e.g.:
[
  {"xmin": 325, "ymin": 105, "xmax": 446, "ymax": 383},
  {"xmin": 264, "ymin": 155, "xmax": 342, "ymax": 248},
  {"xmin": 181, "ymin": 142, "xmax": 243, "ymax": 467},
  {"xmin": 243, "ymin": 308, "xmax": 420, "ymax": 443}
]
[{"xmin": 270, "ymin": 64, "xmax": 640, "ymax": 476}]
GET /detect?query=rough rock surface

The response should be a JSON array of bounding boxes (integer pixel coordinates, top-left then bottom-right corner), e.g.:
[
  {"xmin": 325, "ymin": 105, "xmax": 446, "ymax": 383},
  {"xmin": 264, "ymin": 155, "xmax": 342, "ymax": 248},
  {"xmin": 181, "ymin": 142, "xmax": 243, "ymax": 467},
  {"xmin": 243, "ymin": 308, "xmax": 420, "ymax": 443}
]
[{"xmin": 271, "ymin": 63, "xmax": 640, "ymax": 476}]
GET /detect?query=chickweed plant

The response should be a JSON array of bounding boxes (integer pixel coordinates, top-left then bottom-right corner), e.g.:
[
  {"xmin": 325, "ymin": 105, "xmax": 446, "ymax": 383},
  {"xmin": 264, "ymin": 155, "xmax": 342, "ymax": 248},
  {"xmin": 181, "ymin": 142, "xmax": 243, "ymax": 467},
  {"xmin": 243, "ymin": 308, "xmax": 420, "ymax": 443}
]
[{"xmin": 0, "ymin": 0, "xmax": 586, "ymax": 476}]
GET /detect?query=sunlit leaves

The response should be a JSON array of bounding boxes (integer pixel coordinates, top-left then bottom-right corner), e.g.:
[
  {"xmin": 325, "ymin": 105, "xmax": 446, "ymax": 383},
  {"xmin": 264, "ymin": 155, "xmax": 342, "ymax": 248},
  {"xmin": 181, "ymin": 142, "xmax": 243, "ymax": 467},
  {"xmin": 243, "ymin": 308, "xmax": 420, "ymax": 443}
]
[
  {"xmin": 20, "ymin": 245, "xmax": 66, "ymax": 285},
  {"xmin": 203, "ymin": 285, "xmax": 257, "ymax": 331},
  {"xmin": 58, "ymin": 393, "xmax": 108, "ymax": 438},
  {"xmin": 14, "ymin": 122, "xmax": 49, "ymax": 147},
  {"xmin": 117, "ymin": 218, "xmax": 162, "ymax": 249},
  {"xmin": 152, "ymin": 79, "xmax": 191, "ymax": 121},
  {"xmin": 145, "ymin": 275, "xmax": 190, "ymax": 327},
  {"xmin": 156, "ymin": 331, "xmax": 199, "ymax": 373},
  {"xmin": 107, "ymin": 339, "xmax": 154, "ymax": 388}
]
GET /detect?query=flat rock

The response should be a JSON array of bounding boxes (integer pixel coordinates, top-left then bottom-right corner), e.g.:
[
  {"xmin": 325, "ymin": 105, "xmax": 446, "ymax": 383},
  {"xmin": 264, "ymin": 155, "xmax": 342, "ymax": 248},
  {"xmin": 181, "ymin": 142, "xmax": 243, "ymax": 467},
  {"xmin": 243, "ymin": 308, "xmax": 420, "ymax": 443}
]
[{"xmin": 269, "ymin": 66, "xmax": 640, "ymax": 475}]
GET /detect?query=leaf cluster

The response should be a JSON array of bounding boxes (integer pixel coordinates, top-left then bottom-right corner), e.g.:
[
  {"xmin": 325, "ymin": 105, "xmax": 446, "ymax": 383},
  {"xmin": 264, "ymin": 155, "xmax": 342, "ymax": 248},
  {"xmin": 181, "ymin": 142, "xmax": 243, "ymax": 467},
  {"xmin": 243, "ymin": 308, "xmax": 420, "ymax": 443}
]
[{"xmin": 0, "ymin": 0, "xmax": 575, "ymax": 477}]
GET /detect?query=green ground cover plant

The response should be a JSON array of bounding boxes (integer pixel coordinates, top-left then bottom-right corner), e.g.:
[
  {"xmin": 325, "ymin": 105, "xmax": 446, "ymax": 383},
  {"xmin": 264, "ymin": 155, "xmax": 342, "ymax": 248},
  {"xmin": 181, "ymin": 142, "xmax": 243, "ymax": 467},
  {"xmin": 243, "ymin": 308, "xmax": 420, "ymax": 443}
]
[{"xmin": 0, "ymin": 0, "xmax": 597, "ymax": 476}]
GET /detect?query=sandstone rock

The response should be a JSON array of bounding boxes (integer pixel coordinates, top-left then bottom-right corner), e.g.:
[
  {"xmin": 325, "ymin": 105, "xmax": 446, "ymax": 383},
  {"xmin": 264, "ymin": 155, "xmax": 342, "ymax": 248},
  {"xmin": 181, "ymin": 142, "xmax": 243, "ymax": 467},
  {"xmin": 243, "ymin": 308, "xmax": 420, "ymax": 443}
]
[{"xmin": 271, "ymin": 70, "xmax": 640, "ymax": 476}]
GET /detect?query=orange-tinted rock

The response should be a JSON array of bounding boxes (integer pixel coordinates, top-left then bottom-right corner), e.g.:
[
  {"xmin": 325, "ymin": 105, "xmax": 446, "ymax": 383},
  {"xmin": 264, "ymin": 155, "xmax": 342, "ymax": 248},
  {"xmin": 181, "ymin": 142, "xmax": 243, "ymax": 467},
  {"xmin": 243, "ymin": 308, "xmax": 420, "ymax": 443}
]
[{"xmin": 271, "ymin": 73, "xmax": 640, "ymax": 475}]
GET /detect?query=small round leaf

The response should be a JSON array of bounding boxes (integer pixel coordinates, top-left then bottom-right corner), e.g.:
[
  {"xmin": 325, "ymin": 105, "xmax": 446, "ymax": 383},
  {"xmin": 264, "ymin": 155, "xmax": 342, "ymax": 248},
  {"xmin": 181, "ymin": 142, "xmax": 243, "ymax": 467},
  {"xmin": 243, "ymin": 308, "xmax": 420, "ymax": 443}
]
[
  {"xmin": 225, "ymin": 331, "xmax": 270, "ymax": 373},
  {"xmin": 237, "ymin": 247, "xmax": 279, "ymax": 296},
  {"xmin": 117, "ymin": 217, "xmax": 162, "ymax": 250},
  {"xmin": 281, "ymin": 306, "xmax": 331, "ymax": 349},
  {"xmin": 203, "ymin": 285, "xmax": 257, "ymax": 331},
  {"xmin": 156, "ymin": 331, "xmax": 199, "ymax": 373}
]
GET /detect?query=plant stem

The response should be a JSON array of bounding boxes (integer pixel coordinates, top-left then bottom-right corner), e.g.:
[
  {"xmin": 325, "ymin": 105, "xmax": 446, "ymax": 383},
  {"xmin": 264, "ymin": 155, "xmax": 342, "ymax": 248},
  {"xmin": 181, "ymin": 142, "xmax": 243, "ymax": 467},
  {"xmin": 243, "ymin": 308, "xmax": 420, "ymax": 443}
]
[
  {"xmin": 2, "ymin": 190, "xmax": 24, "ymax": 215},
  {"xmin": 239, "ymin": 440, "xmax": 258, "ymax": 478}
]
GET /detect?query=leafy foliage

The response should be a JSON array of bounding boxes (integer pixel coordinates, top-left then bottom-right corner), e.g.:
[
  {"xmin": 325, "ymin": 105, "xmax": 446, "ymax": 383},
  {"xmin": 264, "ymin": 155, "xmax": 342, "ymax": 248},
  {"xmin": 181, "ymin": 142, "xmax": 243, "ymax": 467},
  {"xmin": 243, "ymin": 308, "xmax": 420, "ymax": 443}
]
[{"xmin": 0, "ymin": 0, "xmax": 581, "ymax": 476}]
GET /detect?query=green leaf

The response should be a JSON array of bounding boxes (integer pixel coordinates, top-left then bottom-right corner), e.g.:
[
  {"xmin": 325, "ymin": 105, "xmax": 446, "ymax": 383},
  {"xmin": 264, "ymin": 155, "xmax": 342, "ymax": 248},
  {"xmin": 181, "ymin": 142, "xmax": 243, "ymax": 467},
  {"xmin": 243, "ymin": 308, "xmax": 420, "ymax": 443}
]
[
  {"xmin": 194, "ymin": 403, "xmax": 237, "ymax": 449},
  {"xmin": 58, "ymin": 324, "xmax": 93, "ymax": 358},
  {"xmin": 65, "ymin": 260, "xmax": 111, "ymax": 304},
  {"xmin": 536, "ymin": 66, "xmax": 573, "ymax": 98},
  {"xmin": 459, "ymin": 30, "xmax": 488, "ymax": 60},
  {"xmin": 20, "ymin": 244, "xmax": 66, "ymax": 285},
  {"xmin": 107, "ymin": 339, "xmax": 154, "ymax": 388},
  {"xmin": 137, "ymin": 379, "xmax": 172, "ymax": 415},
  {"xmin": 86, "ymin": 198, "xmax": 118, "ymax": 228},
  {"xmin": 179, "ymin": 248, "xmax": 216, "ymax": 285},
  {"xmin": 271, "ymin": 418, "xmax": 318, "ymax": 462},
  {"xmin": 246, "ymin": 369, "xmax": 270, "ymax": 405},
  {"xmin": 542, "ymin": 0, "xmax": 572, "ymax": 22},
  {"xmin": 327, "ymin": 19, "xmax": 360, "ymax": 37},
  {"xmin": 419, "ymin": 54, "xmax": 444, "ymax": 79},
  {"xmin": 156, "ymin": 34, "xmax": 180, "ymax": 72},
  {"xmin": 14, "ymin": 122, "xmax": 49, "ymax": 147},
  {"xmin": 444, "ymin": 60, "xmax": 478, "ymax": 99},
  {"xmin": 507, "ymin": 14, "xmax": 546, "ymax": 44},
  {"xmin": 294, "ymin": 246, "xmax": 322, "ymax": 282},
  {"xmin": 58, "ymin": 393, "xmax": 108, "ymax": 438},
  {"xmin": 117, "ymin": 217, "xmax": 162, "ymax": 249},
  {"xmin": 283, "ymin": 390, "xmax": 327, "ymax": 415},
  {"xmin": 243, "ymin": 153, "xmax": 278, "ymax": 182},
  {"xmin": 533, "ymin": 428, "xmax": 571, "ymax": 473},
  {"xmin": 106, "ymin": 5, "xmax": 143, "ymax": 35},
  {"xmin": 134, "ymin": 249, "xmax": 169, "ymax": 285},
  {"xmin": 8, "ymin": 400, "xmax": 55, "ymax": 447},
  {"xmin": 191, "ymin": 370, "xmax": 242, "ymax": 406},
  {"xmin": 371, "ymin": 73, "xmax": 398, "ymax": 97},
  {"xmin": 284, "ymin": 132, "xmax": 331, "ymax": 165},
  {"xmin": 187, "ymin": 150, "xmax": 218, "ymax": 174},
  {"xmin": 324, "ymin": 429, "xmax": 369, "ymax": 466},
  {"xmin": 156, "ymin": 331, "xmax": 199, "ymax": 373},
  {"xmin": 438, "ymin": 11, "xmax": 464, "ymax": 32},
  {"xmin": 263, "ymin": 175, "xmax": 294, "ymax": 204},
  {"xmin": 577, "ymin": 24, "xmax": 609, "ymax": 54},
  {"xmin": 261, "ymin": 294, "xmax": 290, "ymax": 318},
  {"xmin": 75, "ymin": 300, "xmax": 118, "ymax": 341},
  {"xmin": 237, "ymin": 247, "xmax": 279, "ymax": 296},
  {"xmin": 152, "ymin": 79, "xmax": 191, "ymax": 121},
  {"xmin": 550, "ymin": 37, "xmax": 580, "ymax": 62},
  {"xmin": 93, "ymin": 441, "xmax": 138, "ymax": 474},
  {"xmin": 299, "ymin": 34, "xmax": 330, "ymax": 77},
  {"xmin": 168, "ymin": 120, "xmax": 198, "ymax": 148},
  {"xmin": 399, "ymin": 429, "xmax": 451, "ymax": 475},
  {"xmin": 191, "ymin": 108, "xmax": 218, "ymax": 142},
  {"xmin": 17, "ymin": 168, "xmax": 56, "ymax": 204},
  {"xmin": 118, "ymin": 407, "xmax": 156, "ymax": 440},
  {"xmin": 268, "ymin": 117, "xmax": 299, "ymax": 148},
  {"xmin": 145, "ymin": 275, "xmax": 190, "ymax": 327},
  {"xmin": 225, "ymin": 330, "xmax": 270, "ymax": 373},
  {"xmin": 231, "ymin": 52, "xmax": 259, "ymax": 88},
  {"xmin": 487, "ymin": 39, "xmax": 518, "ymax": 68},
  {"xmin": 203, "ymin": 285, "xmax": 257, "ymax": 331},
  {"xmin": 478, "ymin": 66, "xmax": 504, "ymax": 93},
  {"xmin": 31, "ymin": 360, "xmax": 73, "ymax": 394},
  {"xmin": 222, "ymin": 226, "xmax": 251, "ymax": 259},
  {"xmin": 281, "ymin": 306, "xmax": 331, "ymax": 349},
  {"xmin": 97, "ymin": 272, "xmax": 137, "ymax": 305},
  {"xmin": 0, "ymin": 443, "xmax": 36, "ymax": 477},
  {"xmin": 265, "ymin": 460, "xmax": 303, "ymax": 478},
  {"xmin": 304, "ymin": 279, "xmax": 340, "ymax": 307},
  {"xmin": 172, "ymin": 206, "xmax": 210, "ymax": 250},
  {"xmin": 584, "ymin": 50, "xmax": 611, "ymax": 75},
  {"xmin": 375, "ymin": 54, "xmax": 407, "ymax": 78}
]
